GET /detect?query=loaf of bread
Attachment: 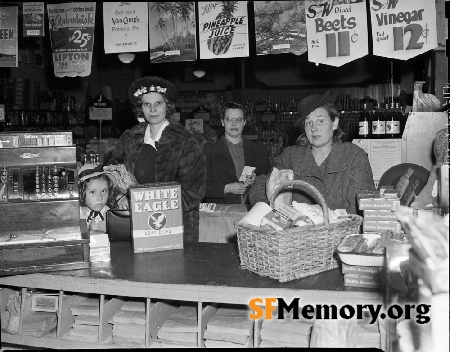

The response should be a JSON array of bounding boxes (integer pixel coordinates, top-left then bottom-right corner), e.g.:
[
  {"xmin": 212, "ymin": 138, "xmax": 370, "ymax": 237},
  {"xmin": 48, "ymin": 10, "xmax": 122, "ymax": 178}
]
[
  {"xmin": 367, "ymin": 238, "xmax": 385, "ymax": 254},
  {"xmin": 353, "ymin": 238, "xmax": 369, "ymax": 253},
  {"xmin": 337, "ymin": 235, "xmax": 364, "ymax": 252}
]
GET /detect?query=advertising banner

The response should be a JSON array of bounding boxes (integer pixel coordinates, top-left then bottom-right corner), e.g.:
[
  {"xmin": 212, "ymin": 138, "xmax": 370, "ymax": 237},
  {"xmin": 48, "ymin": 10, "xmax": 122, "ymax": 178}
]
[
  {"xmin": 305, "ymin": 0, "xmax": 369, "ymax": 67},
  {"xmin": 47, "ymin": 2, "xmax": 96, "ymax": 77},
  {"xmin": 369, "ymin": 0, "xmax": 437, "ymax": 60},
  {"xmin": 0, "ymin": 6, "xmax": 18, "ymax": 68},
  {"xmin": 254, "ymin": 0, "xmax": 307, "ymax": 56},
  {"xmin": 149, "ymin": 2, "xmax": 196, "ymax": 63},
  {"xmin": 103, "ymin": 2, "xmax": 148, "ymax": 54},
  {"xmin": 198, "ymin": 1, "xmax": 249, "ymax": 60},
  {"xmin": 23, "ymin": 2, "xmax": 45, "ymax": 37}
]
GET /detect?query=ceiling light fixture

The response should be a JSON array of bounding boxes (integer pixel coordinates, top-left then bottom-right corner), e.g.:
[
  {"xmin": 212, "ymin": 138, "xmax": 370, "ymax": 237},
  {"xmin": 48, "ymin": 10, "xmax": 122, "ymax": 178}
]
[
  {"xmin": 118, "ymin": 53, "xmax": 135, "ymax": 64},
  {"xmin": 193, "ymin": 69, "xmax": 206, "ymax": 78}
]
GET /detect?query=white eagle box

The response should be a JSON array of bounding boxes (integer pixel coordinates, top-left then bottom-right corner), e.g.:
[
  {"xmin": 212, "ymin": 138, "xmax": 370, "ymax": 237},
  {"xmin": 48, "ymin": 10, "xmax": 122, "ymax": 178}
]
[{"xmin": 129, "ymin": 182, "xmax": 183, "ymax": 253}]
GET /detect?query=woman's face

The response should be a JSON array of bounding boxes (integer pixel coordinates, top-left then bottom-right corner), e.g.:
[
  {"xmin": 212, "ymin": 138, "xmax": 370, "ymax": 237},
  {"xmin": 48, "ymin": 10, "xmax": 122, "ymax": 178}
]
[
  {"xmin": 141, "ymin": 92, "xmax": 167, "ymax": 126},
  {"xmin": 85, "ymin": 178, "xmax": 109, "ymax": 212},
  {"xmin": 304, "ymin": 107, "xmax": 338, "ymax": 149},
  {"xmin": 222, "ymin": 108, "xmax": 246, "ymax": 139}
]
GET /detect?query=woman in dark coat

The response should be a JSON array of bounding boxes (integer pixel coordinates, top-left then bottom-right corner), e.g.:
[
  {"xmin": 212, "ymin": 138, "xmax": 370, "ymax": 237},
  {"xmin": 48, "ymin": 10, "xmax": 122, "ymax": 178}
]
[
  {"xmin": 249, "ymin": 91, "xmax": 375, "ymax": 214},
  {"xmin": 204, "ymin": 102, "xmax": 271, "ymax": 204},
  {"xmin": 108, "ymin": 76, "xmax": 207, "ymax": 243}
]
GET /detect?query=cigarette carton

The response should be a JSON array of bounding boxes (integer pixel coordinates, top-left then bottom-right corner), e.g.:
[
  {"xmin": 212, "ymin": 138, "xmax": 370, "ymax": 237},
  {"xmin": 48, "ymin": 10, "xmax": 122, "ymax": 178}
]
[{"xmin": 129, "ymin": 182, "xmax": 183, "ymax": 253}]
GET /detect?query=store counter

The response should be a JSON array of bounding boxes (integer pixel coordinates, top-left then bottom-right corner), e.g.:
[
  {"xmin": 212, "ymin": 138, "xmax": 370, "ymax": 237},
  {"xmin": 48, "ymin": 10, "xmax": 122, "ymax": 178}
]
[{"xmin": 0, "ymin": 242, "xmax": 381, "ymax": 306}]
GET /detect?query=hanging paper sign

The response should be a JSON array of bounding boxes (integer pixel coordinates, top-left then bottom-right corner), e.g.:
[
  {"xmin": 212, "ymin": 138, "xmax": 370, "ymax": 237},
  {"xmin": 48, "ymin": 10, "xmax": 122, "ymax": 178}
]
[
  {"xmin": 198, "ymin": 1, "xmax": 249, "ymax": 60},
  {"xmin": 305, "ymin": 0, "xmax": 369, "ymax": 67},
  {"xmin": 0, "ymin": 6, "xmax": 18, "ymax": 68},
  {"xmin": 369, "ymin": 0, "xmax": 437, "ymax": 60},
  {"xmin": 47, "ymin": 2, "xmax": 96, "ymax": 78},
  {"xmin": 149, "ymin": 2, "xmax": 197, "ymax": 63},
  {"xmin": 89, "ymin": 94, "xmax": 112, "ymax": 121},
  {"xmin": 103, "ymin": 2, "xmax": 148, "ymax": 54},
  {"xmin": 254, "ymin": 0, "xmax": 307, "ymax": 56},
  {"xmin": 23, "ymin": 2, "xmax": 45, "ymax": 37}
]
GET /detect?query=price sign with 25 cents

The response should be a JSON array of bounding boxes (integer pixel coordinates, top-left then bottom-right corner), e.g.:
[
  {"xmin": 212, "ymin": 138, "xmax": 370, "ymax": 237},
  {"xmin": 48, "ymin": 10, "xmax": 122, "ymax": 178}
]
[
  {"xmin": 68, "ymin": 29, "xmax": 93, "ymax": 50},
  {"xmin": 305, "ymin": 0, "xmax": 369, "ymax": 67},
  {"xmin": 369, "ymin": 0, "xmax": 437, "ymax": 60}
]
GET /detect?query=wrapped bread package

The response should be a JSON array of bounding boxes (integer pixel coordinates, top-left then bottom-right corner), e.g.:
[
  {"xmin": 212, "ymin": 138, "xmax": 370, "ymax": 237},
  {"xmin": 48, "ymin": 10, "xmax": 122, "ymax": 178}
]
[{"xmin": 266, "ymin": 168, "xmax": 294, "ymax": 209}]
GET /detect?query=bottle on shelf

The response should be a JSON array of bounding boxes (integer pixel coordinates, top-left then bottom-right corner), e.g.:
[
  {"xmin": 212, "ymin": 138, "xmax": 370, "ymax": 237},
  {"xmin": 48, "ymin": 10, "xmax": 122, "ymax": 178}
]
[
  {"xmin": 386, "ymin": 102, "xmax": 401, "ymax": 139},
  {"xmin": 358, "ymin": 103, "xmax": 372, "ymax": 139},
  {"xmin": 371, "ymin": 103, "xmax": 386, "ymax": 139}
]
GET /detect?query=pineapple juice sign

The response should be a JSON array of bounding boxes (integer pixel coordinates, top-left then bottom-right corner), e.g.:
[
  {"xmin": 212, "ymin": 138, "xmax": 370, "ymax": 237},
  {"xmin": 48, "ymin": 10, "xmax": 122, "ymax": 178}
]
[
  {"xmin": 305, "ymin": 0, "xmax": 368, "ymax": 67},
  {"xmin": 198, "ymin": 1, "xmax": 249, "ymax": 59},
  {"xmin": 129, "ymin": 182, "xmax": 183, "ymax": 254},
  {"xmin": 369, "ymin": 0, "xmax": 437, "ymax": 60}
]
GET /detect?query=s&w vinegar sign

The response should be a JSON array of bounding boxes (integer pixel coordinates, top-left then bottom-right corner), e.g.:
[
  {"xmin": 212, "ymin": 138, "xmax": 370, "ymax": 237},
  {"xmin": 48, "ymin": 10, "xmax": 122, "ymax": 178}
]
[
  {"xmin": 369, "ymin": 0, "xmax": 437, "ymax": 60},
  {"xmin": 198, "ymin": 1, "xmax": 249, "ymax": 59},
  {"xmin": 129, "ymin": 182, "xmax": 183, "ymax": 253}
]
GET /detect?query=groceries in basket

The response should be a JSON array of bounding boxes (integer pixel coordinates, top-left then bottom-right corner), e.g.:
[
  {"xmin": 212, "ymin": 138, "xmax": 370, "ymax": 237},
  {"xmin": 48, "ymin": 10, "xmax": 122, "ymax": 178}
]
[
  {"xmin": 235, "ymin": 179, "xmax": 364, "ymax": 282},
  {"xmin": 239, "ymin": 201, "xmax": 352, "ymax": 231}
]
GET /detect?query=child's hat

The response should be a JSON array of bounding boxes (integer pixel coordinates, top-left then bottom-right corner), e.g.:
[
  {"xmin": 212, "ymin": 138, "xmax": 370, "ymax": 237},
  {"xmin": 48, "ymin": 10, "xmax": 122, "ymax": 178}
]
[{"xmin": 78, "ymin": 164, "xmax": 117, "ymax": 187}]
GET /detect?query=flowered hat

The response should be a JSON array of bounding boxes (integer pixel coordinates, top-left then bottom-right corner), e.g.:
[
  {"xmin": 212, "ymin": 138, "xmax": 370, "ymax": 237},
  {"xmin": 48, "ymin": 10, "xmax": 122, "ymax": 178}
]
[
  {"xmin": 128, "ymin": 76, "xmax": 179, "ymax": 105},
  {"xmin": 294, "ymin": 90, "xmax": 334, "ymax": 127},
  {"xmin": 78, "ymin": 164, "xmax": 117, "ymax": 187}
]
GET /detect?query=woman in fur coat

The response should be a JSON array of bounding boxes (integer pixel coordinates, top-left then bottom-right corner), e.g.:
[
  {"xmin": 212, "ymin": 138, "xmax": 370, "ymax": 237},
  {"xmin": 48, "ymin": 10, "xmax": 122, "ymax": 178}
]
[{"xmin": 107, "ymin": 76, "xmax": 207, "ymax": 243}]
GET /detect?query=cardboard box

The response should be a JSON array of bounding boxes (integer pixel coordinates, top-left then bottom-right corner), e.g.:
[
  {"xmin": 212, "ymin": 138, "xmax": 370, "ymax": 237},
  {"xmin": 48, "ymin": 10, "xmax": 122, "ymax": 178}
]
[
  {"xmin": 358, "ymin": 198, "xmax": 401, "ymax": 211},
  {"xmin": 344, "ymin": 275, "xmax": 381, "ymax": 288},
  {"xmin": 363, "ymin": 220, "xmax": 402, "ymax": 233},
  {"xmin": 129, "ymin": 182, "xmax": 183, "ymax": 253},
  {"xmin": 341, "ymin": 263, "xmax": 383, "ymax": 275},
  {"xmin": 363, "ymin": 210, "xmax": 398, "ymax": 221}
]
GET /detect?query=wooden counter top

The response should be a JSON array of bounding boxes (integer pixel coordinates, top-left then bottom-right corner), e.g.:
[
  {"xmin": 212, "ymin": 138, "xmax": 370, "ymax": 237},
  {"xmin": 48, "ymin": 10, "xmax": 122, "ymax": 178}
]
[{"xmin": 0, "ymin": 242, "xmax": 382, "ymax": 306}]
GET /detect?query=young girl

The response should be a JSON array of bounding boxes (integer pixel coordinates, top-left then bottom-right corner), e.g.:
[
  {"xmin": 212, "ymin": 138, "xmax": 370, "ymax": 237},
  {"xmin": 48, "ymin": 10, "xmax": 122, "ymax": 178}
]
[{"xmin": 78, "ymin": 164, "xmax": 117, "ymax": 233}]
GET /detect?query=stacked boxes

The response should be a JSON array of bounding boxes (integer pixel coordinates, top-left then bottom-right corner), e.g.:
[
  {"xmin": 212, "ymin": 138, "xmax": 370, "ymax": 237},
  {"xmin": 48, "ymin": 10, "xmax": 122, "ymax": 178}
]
[
  {"xmin": 358, "ymin": 188, "xmax": 402, "ymax": 234},
  {"xmin": 342, "ymin": 263, "xmax": 383, "ymax": 289}
]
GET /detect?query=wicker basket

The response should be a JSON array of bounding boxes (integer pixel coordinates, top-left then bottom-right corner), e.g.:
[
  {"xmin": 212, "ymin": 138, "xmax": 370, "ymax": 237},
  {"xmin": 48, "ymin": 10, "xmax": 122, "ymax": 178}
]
[{"xmin": 235, "ymin": 180, "xmax": 363, "ymax": 283}]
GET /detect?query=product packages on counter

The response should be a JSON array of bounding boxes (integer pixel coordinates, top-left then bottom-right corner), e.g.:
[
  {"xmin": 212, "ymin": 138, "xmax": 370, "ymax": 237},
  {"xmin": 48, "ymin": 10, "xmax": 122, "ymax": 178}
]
[{"xmin": 129, "ymin": 182, "xmax": 183, "ymax": 253}]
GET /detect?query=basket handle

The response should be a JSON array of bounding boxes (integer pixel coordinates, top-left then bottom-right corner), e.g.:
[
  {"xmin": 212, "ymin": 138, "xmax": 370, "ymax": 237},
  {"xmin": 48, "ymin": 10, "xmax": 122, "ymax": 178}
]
[{"xmin": 269, "ymin": 179, "xmax": 330, "ymax": 226}]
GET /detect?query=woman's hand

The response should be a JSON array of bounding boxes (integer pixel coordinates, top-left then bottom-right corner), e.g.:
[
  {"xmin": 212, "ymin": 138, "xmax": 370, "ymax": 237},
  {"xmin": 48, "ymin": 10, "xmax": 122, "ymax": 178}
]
[
  {"xmin": 116, "ymin": 195, "xmax": 130, "ymax": 209},
  {"xmin": 243, "ymin": 171, "xmax": 256, "ymax": 187},
  {"xmin": 225, "ymin": 182, "xmax": 247, "ymax": 195}
]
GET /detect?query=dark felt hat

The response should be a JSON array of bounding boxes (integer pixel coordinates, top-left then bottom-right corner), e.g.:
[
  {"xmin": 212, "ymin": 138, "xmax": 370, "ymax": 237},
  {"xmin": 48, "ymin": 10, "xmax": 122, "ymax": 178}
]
[
  {"xmin": 128, "ymin": 76, "xmax": 179, "ymax": 105},
  {"xmin": 294, "ymin": 90, "xmax": 334, "ymax": 127},
  {"xmin": 78, "ymin": 164, "xmax": 117, "ymax": 187}
]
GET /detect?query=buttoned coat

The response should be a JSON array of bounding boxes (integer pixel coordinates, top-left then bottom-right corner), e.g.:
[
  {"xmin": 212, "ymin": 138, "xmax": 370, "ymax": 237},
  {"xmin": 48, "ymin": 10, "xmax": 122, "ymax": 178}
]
[
  {"xmin": 248, "ymin": 142, "xmax": 375, "ymax": 214},
  {"xmin": 108, "ymin": 120, "xmax": 207, "ymax": 243},
  {"xmin": 204, "ymin": 135, "xmax": 271, "ymax": 204}
]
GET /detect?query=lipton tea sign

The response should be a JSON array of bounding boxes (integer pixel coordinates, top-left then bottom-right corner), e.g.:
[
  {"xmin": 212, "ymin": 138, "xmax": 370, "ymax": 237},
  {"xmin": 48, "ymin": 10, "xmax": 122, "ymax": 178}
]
[{"xmin": 129, "ymin": 182, "xmax": 183, "ymax": 253}]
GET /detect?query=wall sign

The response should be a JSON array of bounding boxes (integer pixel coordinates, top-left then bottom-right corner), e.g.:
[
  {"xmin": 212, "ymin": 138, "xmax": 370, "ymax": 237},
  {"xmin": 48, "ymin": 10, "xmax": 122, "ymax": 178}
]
[
  {"xmin": 254, "ymin": 0, "xmax": 307, "ymax": 56},
  {"xmin": 103, "ymin": 2, "xmax": 148, "ymax": 54},
  {"xmin": 198, "ymin": 1, "xmax": 249, "ymax": 60},
  {"xmin": 47, "ymin": 2, "xmax": 96, "ymax": 77},
  {"xmin": 0, "ymin": 6, "xmax": 18, "ymax": 68},
  {"xmin": 149, "ymin": 2, "xmax": 196, "ymax": 63},
  {"xmin": 305, "ymin": 0, "xmax": 369, "ymax": 67},
  {"xmin": 369, "ymin": 0, "xmax": 437, "ymax": 60},
  {"xmin": 23, "ymin": 2, "xmax": 45, "ymax": 37}
]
